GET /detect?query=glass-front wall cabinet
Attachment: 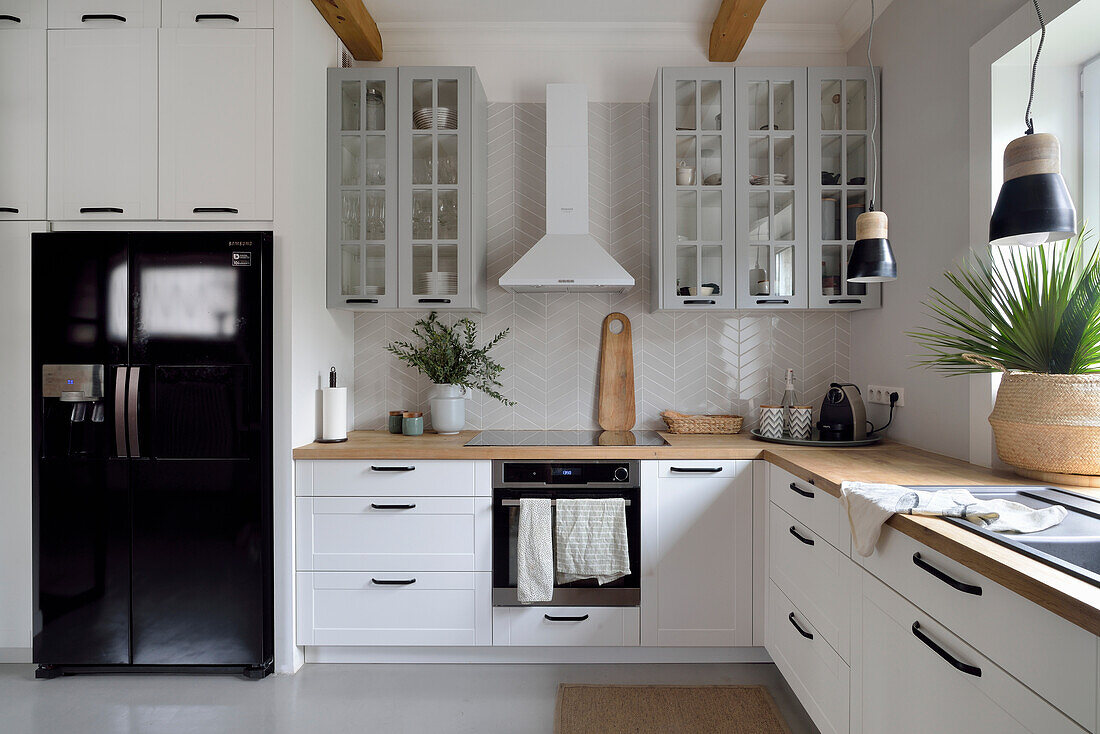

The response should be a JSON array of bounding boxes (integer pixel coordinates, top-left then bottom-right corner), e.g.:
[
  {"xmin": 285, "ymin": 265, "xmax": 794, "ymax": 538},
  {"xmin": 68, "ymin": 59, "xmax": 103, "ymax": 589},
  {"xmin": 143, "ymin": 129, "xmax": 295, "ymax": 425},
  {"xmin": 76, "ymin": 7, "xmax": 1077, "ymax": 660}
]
[
  {"xmin": 657, "ymin": 68, "xmax": 736, "ymax": 309},
  {"xmin": 808, "ymin": 67, "xmax": 881, "ymax": 309},
  {"xmin": 734, "ymin": 68, "xmax": 807, "ymax": 309}
]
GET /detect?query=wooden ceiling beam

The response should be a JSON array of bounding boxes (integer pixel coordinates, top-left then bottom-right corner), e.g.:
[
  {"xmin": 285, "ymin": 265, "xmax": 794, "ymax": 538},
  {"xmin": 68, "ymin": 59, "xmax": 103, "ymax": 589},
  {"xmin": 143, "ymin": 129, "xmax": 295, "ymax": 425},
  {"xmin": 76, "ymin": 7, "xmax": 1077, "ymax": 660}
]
[
  {"xmin": 708, "ymin": 0, "xmax": 767, "ymax": 62},
  {"xmin": 310, "ymin": 0, "xmax": 383, "ymax": 61}
]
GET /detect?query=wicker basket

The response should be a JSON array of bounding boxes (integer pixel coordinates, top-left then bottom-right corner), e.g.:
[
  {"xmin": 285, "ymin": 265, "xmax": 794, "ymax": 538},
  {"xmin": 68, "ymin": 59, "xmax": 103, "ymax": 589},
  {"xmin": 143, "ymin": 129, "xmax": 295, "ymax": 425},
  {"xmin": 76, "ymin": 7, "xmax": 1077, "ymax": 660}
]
[{"xmin": 660, "ymin": 410, "xmax": 744, "ymax": 435}]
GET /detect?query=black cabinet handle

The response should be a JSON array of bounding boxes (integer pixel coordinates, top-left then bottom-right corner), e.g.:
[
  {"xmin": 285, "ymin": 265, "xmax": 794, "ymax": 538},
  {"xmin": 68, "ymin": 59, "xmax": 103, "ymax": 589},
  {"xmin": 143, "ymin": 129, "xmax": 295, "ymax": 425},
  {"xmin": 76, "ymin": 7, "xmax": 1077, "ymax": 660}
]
[
  {"xmin": 370, "ymin": 465, "xmax": 415, "ymax": 472},
  {"xmin": 80, "ymin": 207, "xmax": 123, "ymax": 214},
  {"xmin": 0, "ymin": 15, "xmax": 20, "ymax": 23},
  {"xmin": 81, "ymin": 13, "xmax": 127, "ymax": 22},
  {"xmin": 371, "ymin": 578, "xmax": 416, "ymax": 585},
  {"xmin": 912, "ymin": 622, "xmax": 981, "ymax": 677},
  {"xmin": 370, "ymin": 503, "xmax": 416, "ymax": 510},
  {"xmin": 670, "ymin": 466, "xmax": 723, "ymax": 473},
  {"xmin": 756, "ymin": 298, "xmax": 790, "ymax": 305},
  {"xmin": 829, "ymin": 298, "xmax": 862, "ymax": 304},
  {"xmin": 788, "ymin": 482, "xmax": 814, "ymax": 498},
  {"xmin": 418, "ymin": 298, "xmax": 452, "ymax": 304},
  {"xmin": 346, "ymin": 298, "xmax": 379, "ymax": 304},
  {"xmin": 912, "ymin": 553, "xmax": 982, "ymax": 596},
  {"xmin": 789, "ymin": 526, "xmax": 815, "ymax": 546},
  {"xmin": 195, "ymin": 13, "xmax": 240, "ymax": 22},
  {"xmin": 0, "ymin": 207, "xmax": 18, "ymax": 213},
  {"xmin": 193, "ymin": 207, "xmax": 239, "ymax": 214},
  {"xmin": 544, "ymin": 614, "xmax": 589, "ymax": 622},
  {"xmin": 788, "ymin": 612, "xmax": 813, "ymax": 640},
  {"xmin": 683, "ymin": 299, "xmax": 716, "ymax": 305}
]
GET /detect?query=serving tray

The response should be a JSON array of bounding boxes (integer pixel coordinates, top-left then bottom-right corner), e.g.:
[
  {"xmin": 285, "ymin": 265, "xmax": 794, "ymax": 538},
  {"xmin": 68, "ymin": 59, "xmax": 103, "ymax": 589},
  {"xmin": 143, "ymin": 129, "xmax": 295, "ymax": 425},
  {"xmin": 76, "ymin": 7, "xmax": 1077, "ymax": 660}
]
[{"xmin": 749, "ymin": 429, "xmax": 882, "ymax": 447}]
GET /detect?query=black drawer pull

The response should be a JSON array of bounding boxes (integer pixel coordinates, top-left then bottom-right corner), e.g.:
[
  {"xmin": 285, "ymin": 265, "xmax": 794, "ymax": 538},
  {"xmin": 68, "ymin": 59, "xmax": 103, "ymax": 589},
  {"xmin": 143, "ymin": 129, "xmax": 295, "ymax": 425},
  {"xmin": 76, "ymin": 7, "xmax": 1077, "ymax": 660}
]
[
  {"xmin": 544, "ymin": 614, "xmax": 589, "ymax": 622},
  {"xmin": 789, "ymin": 526, "xmax": 815, "ymax": 546},
  {"xmin": 912, "ymin": 553, "xmax": 982, "ymax": 596},
  {"xmin": 81, "ymin": 13, "xmax": 127, "ymax": 22},
  {"xmin": 195, "ymin": 13, "xmax": 240, "ymax": 22},
  {"xmin": 788, "ymin": 612, "xmax": 813, "ymax": 640},
  {"xmin": 370, "ymin": 465, "xmax": 415, "ymax": 472},
  {"xmin": 756, "ymin": 298, "xmax": 790, "ymax": 305},
  {"xmin": 912, "ymin": 621, "xmax": 981, "ymax": 677},
  {"xmin": 193, "ymin": 207, "xmax": 239, "ymax": 214},
  {"xmin": 371, "ymin": 578, "xmax": 416, "ymax": 585},
  {"xmin": 683, "ymin": 299, "xmax": 716, "ymax": 305},
  {"xmin": 0, "ymin": 14, "xmax": 20, "ymax": 23},
  {"xmin": 346, "ymin": 298, "xmax": 379, "ymax": 304},
  {"xmin": 418, "ymin": 298, "xmax": 452, "ymax": 304},
  {"xmin": 370, "ymin": 503, "xmax": 416, "ymax": 510},
  {"xmin": 788, "ymin": 482, "xmax": 814, "ymax": 498},
  {"xmin": 80, "ymin": 207, "xmax": 123, "ymax": 214},
  {"xmin": 829, "ymin": 298, "xmax": 862, "ymax": 304},
  {"xmin": 0, "ymin": 207, "xmax": 18, "ymax": 213},
  {"xmin": 670, "ymin": 466, "xmax": 723, "ymax": 473}
]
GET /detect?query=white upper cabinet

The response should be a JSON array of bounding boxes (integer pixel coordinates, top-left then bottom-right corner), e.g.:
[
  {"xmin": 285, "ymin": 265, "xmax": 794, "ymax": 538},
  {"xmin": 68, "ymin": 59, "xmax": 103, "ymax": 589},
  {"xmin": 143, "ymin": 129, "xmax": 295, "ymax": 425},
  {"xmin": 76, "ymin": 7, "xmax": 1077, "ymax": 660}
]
[
  {"xmin": 48, "ymin": 0, "xmax": 160, "ymax": 28},
  {"xmin": 158, "ymin": 28, "xmax": 273, "ymax": 220},
  {"xmin": 161, "ymin": 0, "xmax": 273, "ymax": 28},
  {"xmin": 0, "ymin": 1, "xmax": 46, "ymax": 27},
  {"xmin": 0, "ymin": 28, "xmax": 46, "ymax": 220},
  {"xmin": 47, "ymin": 29, "xmax": 158, "ymax": 220}
]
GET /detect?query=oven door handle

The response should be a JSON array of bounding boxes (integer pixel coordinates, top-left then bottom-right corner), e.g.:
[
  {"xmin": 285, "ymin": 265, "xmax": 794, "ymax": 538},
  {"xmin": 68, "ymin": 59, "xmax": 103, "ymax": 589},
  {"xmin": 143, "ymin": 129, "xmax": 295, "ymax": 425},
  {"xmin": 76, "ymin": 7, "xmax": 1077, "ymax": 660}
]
[
  {"xmin": 544, "ymin": 614, "xmax": 590, "ymax": 622},
  {"xmin": 500, "ymin": 499, "xmax": 632, "ymax": 507}
]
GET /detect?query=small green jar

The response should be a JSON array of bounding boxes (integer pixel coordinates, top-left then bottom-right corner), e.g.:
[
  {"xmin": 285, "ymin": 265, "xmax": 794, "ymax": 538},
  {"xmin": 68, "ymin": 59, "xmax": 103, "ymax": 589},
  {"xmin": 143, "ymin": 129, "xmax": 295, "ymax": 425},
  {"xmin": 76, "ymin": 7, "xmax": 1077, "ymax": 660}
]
[
  {"xmin": 388, "ymin": 411, "xmax": 405, "ymax": 434},
  {"xmin": 402, "ymin": 412, "xmax": 424, "ymax": 436}
]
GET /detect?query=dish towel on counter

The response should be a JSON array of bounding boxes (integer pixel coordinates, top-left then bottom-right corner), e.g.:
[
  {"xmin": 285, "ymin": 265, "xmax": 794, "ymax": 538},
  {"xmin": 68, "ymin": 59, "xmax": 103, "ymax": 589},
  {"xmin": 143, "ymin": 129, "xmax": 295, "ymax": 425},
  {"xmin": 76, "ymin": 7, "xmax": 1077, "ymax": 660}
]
[
  {"xmin": 517, "ymin": 498, "xmax": 554, "ymax": 604},
  {"xmin": 840, "ymin": 481, "xmax": 1068, "ymax": 557},
  {"xmin": 555, "ymin": 498, "xmax": 631, "ymax": 585}
]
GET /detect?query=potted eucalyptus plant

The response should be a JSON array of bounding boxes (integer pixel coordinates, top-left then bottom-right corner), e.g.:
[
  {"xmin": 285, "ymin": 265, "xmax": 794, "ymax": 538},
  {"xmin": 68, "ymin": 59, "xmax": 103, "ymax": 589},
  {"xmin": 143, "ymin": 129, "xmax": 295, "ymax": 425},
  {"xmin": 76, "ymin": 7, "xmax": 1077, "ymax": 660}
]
[
  {"xmin": 386, "ymin": 312, "xmax": 515, "ymax": 434},
  {"xmin": 909, "ymin": 227, "xmax": 1100, "ymax": 484}
]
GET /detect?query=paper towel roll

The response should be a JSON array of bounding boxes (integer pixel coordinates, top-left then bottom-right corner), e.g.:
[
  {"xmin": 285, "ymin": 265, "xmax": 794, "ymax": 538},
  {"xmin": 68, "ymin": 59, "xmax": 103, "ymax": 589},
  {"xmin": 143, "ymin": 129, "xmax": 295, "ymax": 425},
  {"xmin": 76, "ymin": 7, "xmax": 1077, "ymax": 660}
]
[{"xmin": 322, "ymin": 387, "xmax": 347, "ymax": 441}]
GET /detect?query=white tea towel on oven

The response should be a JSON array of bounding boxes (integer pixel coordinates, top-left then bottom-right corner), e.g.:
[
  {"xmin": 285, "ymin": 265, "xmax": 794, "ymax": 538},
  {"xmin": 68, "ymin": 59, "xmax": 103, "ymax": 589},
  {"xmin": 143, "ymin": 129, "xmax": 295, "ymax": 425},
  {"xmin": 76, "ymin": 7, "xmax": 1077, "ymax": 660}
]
[
  {"xmin": 517, "ymin": 498, "xmax": 554, "ymax": 604},
  {"xmin": 554, "ymin": 498, "xmax": 631, "ymax": 585},
  {"xmin": 840, "ymin": 482, "xmax": 1068, "ymax": 557}
]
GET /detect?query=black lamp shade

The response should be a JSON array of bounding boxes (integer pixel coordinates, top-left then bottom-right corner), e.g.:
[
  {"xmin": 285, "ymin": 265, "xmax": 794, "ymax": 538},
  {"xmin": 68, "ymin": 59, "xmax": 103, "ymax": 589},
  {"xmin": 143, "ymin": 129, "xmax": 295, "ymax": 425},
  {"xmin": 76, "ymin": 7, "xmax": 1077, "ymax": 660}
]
[
  {"xmin": 989, "ymin": 172, "xmax": 1076, "ymax": 246},
  {"xmin": 847, "ymin": 237, "xmax": 897, "ymax": 282}
]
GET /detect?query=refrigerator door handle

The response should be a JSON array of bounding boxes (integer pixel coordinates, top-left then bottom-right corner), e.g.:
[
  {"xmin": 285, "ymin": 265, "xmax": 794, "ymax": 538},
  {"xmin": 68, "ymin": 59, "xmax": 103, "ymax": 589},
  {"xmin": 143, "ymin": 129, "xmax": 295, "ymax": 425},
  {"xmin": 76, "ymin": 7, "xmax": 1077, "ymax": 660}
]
[
  {"xmin": 114, "ymin": 366, "xmax": 128, "ymax": 457},
  {"xmin": 127, "ymin": 366, "xmax": 141, "ymax": 458}
]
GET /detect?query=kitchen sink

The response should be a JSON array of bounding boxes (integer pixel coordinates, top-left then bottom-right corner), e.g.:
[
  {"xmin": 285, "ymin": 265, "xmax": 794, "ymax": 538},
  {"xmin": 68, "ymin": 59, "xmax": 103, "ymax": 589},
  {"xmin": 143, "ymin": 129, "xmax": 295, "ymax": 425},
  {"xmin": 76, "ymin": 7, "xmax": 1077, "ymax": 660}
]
[{"xmin": 915, "ymin": 486, "xmax": 1100, "ymax": 587}]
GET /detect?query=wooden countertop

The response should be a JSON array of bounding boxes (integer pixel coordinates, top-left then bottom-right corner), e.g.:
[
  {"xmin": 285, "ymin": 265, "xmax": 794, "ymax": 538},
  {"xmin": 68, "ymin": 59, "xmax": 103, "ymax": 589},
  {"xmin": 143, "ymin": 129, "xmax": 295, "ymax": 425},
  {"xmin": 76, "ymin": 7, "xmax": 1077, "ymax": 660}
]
[{"xmin": 293, "ymin": 430, "xmax": 1100, "ymax": 636}]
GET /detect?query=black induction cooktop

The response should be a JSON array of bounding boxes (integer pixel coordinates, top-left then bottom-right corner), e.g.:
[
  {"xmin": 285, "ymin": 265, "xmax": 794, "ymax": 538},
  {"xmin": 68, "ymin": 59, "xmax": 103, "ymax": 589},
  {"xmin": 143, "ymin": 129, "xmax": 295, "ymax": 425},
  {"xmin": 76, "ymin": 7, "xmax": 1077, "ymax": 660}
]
[{"xmin": 465, "ymin": 430, "xmax": 668, "ymax": 447}]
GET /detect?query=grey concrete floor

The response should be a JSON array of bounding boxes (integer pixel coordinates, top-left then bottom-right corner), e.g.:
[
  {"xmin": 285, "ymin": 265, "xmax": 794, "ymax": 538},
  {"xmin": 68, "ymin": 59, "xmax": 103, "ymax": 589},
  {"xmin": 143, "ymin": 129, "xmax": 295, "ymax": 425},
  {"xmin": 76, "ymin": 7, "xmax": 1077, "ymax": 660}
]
[{"xmin": 0, "ymin": 662, "xmax": 817, "ymax": 733}]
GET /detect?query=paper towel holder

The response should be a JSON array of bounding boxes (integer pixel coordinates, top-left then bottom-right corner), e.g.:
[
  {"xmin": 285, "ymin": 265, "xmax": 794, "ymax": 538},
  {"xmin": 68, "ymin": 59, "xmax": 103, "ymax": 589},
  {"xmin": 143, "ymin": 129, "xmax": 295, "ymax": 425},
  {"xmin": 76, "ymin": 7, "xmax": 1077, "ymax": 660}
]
[{"xmin": 317, "ymin": 365, "xmax": 349, "ymax": 444}]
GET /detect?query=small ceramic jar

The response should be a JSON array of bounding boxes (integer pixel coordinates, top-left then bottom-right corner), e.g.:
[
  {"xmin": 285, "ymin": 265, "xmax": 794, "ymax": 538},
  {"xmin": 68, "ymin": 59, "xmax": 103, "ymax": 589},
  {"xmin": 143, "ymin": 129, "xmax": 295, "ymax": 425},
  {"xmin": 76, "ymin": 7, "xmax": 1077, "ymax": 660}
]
[
  {"xmin": 402, "ymin": 411, "xmax": 424, "ymax": 436},
  {"xmin": 759, "ymin": 405, "xmax": 784, "ymax": 438},
  {"xmin": 388, "ymin": 411, "xmax": 405, "ymax": 434}
]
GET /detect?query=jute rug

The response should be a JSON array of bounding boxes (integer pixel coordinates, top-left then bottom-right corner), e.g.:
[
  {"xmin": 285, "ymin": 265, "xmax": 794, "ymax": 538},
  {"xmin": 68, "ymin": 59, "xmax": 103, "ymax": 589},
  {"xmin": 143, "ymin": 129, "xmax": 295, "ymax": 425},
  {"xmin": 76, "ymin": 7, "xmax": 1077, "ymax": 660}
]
[{"xmin": 554, "ymin": 684, "xmax": 793, "ymax": 734}]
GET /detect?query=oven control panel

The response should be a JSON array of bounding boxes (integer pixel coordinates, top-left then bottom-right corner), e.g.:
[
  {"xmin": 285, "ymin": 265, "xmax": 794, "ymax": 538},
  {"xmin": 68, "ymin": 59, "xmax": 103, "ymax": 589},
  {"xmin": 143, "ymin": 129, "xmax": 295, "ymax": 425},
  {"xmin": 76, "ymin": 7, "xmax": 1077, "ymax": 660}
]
[{"xmin": 498, "ymin": 461, "xmax": 636, "ymax": 487}]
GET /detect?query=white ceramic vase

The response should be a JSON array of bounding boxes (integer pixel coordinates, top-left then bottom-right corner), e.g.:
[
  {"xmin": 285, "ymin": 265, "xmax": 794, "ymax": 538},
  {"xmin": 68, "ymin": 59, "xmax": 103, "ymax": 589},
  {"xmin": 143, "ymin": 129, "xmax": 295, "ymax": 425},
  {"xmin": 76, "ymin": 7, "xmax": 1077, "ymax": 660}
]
[{"xmin": 430, "ymin": 384, "xmax": 467, "ymax": 434}]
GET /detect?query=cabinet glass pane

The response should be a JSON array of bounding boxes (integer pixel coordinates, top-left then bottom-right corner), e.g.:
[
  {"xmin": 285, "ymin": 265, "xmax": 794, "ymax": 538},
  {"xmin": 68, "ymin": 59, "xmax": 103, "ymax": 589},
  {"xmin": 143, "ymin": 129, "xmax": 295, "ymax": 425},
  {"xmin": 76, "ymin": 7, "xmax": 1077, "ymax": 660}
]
[
  {"xmin": 748, "ymin": 192, "xmax": 769, "ymax": 241},
  {"xmin": 847, "ymin": 244, "xmax": 868, "ymax": 294},
  {"xmin": 412, "ymin": 135, "xmax": 433, "ymax": 185},
  {"xmin": 438, "ymin": 80, "xmax": 458, "ymax": 130},
  {"xmin": 365, "ymin": 190, "xmax": 385, "ymax": 241},
  {"xmin": 341, "ymin": 191, "xmax": 361, "ymax": 241},
  {"xmin": 774, "ymin": 191, "xmax": 794, "ymax": 241},
  {"xmin": 364, "ymin": 83, "xmax": 386, "ymax": 131},
  {"xmin": 412, "ymin": 190, "xmax": 433, "ymax": 240},
  {"xmin": 700, "ymin": 191, "xmax": 722, "ymax": 241},
  {"xmin": 773, "ymin": 136, "xmax": 794, "ymax": 185},
  {"xmin": 364, "ymin": 135, "xmax": 385, "ymax": 185},
  {"xmin": 701, "ymin": 245, "xmax": 722, "ymax": 294},
  {"xmin": 437, "ymin": 244, "xmax": 458, "ymax": 294},
  {"xmin": 341, "ymin": 245, "xmax": 362, "ymax": 295},
  {"xmin": 820, "ymin": 79, "xmax": 841, "ymax": 130},
  {"xmin": 675, "ymin": 80, "xmax": 696, "ymax": 131},
  {"xmin": 700, "ymin": 80, "xmax": 722, "ymax": 130},
  {"xmin": 437, "ymin": 189, "xmax": 458, "ymax": 240},
  {"xmin": 364, "ymin": 244, "xmax": 386, "ymax": 295},
  {"xmin": 675, "ymin": 136, "xmax": 697, "ymax": 186},
  {"xmin": 341, "ymin": 80, "xmax": 360, "ymax": 131},
  {"xmin": 437, "ymin": 135, "xmax": 458, "ymax": 185},
  {"xmin": 676, "ymin": 245, "xmax": 697, "ymax": 293},
  {"xmin": 821, "ymin": 191, "xmax": 842, "ymax": 241},
  {"xmin": 847, "ymin": 79, "xmax": 867, "ymax": 130},
  {"xmin": 845, "ymin": 190, "xmax": 867, "ymax": 240},
  {"xmin": 821, "ymin": 244, "xmax": 843, "ymax": 296},
  {"xmin": 748, "ymin": 245, "xmax": 771, "ymax": 295},
  {"xmin": 748, "ymin": 136, "xmax": 768, "ymax": 181},
  {"xmin": 774, "ymin": 245, "xmax": 795, "ymax": 296},
  {"xmin": 700, "ymin": 136, "xmax": 722, "ymax": 186},
  {"xmin": 846, "ymin": 135, "xmax": 867, "ymax": 184},
  {"xmin": 341, "ymin": 136, "xmax": 361, "ymax": 185},
  {"xmin": 747, "ymin": 81, "xmax": 768, "ymax": 131},
  {"xmin": 773, "ymin": 81, "xmax": 795, "ymax": 130},
  {"xmin": 676, "ymin": 191, "xmax": 697, "ymax": 242},
  {"xmin": 412, "ymin": 80, "xmax": 433, "ymax": 129},
  {"xmin": 411, "ymin": 244, "xmax": 432, "ymax": 294},
  {"xmin": 821, "ymin": 135, "xmax": 841, "ymax": 185}
]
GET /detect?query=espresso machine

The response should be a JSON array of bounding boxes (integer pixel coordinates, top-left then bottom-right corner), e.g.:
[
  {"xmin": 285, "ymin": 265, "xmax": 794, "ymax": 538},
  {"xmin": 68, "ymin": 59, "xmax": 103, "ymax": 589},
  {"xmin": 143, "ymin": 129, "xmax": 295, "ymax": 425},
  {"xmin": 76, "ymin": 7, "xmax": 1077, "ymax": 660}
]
[{"xmin": 40, "ymin": 364, "xmax": 107, "ymax": 458}]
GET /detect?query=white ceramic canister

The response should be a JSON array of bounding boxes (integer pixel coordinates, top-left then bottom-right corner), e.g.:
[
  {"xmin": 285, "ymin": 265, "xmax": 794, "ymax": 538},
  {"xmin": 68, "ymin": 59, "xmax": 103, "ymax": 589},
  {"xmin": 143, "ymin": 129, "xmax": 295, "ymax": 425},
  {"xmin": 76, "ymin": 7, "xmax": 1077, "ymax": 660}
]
[{"xmin": 430, "ymin": 384, "xmax": 467, "ymax": 434}]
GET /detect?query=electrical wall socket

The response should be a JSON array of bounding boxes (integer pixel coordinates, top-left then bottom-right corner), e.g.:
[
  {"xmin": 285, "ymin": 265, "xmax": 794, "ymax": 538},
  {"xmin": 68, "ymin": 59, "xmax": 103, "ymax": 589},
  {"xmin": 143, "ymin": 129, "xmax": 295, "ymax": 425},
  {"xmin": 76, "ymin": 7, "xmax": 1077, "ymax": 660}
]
[{"xmin": 867, "ymin": 385, "xmax": 905, "ymax": 406}]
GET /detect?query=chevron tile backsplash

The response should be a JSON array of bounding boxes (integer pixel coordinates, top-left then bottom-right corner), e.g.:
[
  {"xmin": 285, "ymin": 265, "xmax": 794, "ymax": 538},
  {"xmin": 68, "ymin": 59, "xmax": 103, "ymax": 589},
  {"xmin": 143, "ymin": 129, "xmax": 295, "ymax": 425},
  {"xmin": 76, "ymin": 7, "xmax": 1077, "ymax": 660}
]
[{"xmin": 353, "ymin": 102, "xmax": 851, "ymax": 432}]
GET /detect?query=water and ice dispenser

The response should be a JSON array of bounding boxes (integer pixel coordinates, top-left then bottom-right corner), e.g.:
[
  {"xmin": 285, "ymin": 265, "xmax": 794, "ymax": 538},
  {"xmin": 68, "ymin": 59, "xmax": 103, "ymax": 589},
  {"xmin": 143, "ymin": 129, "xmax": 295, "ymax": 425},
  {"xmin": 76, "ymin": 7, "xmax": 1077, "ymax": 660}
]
[{"xmin": 41, "ymin": 364, "xmax": 106, "ymax": 457}]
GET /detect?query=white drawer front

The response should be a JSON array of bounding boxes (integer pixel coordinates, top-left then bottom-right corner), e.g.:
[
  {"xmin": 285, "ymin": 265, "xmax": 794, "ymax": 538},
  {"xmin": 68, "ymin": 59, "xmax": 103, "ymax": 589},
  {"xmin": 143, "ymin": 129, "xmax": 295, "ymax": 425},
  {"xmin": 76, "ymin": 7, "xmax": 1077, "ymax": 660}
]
[
  {"xmin": 657, "ymin": 460, "xmax": 742, "ymax": 478},
  {"xmin": 769, "ymin": 465, "xmax": 849, "ymax": 554},
  {"xmin": 766, "ymin": 580, "xmax": 850, "ymax": 734},
  {"xmin": 296, "ymin": 496, "xmax": 490, "ymax": 572},
  {"xmin": 296, "ymin": 571, "xmax": 491, "ymax": 646},
  {"xmin": 769, "ymin": 503, "xmax": 853, "ymax": 662},
  {"xmin": 301, "ymin": 460, "xmax": 486, "ymax": 497},
  {"xmin": 492, "ymin": 606, "xmax": 641, "ymax": 647},
  {"xmin": 860, "ymin": 524, "xmax": 1097, "ymax": 731},
  {"xmin": 48, "ymin": 0, "xmax": 160, "ymax": 27},
  {"xmin": 161, "ymin": 0, "xmax": 273, "ymax": 27}
]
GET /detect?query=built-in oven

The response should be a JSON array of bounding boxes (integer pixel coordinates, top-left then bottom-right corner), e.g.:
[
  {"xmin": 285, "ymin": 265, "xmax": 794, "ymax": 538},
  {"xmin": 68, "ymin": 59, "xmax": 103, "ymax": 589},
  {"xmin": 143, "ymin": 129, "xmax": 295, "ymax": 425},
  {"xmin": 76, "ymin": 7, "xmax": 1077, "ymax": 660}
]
[{"xmin": 492, "ymin": 459, "xmax": 641, "ymax": 607}]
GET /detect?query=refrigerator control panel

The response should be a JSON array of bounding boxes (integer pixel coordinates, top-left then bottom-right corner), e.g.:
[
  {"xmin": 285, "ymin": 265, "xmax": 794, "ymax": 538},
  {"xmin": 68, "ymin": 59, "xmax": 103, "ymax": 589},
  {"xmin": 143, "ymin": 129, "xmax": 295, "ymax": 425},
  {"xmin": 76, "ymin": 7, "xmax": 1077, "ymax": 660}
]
[{"xmin": 42, "ymin": 364, "xmax": 104, "ymax": 402}]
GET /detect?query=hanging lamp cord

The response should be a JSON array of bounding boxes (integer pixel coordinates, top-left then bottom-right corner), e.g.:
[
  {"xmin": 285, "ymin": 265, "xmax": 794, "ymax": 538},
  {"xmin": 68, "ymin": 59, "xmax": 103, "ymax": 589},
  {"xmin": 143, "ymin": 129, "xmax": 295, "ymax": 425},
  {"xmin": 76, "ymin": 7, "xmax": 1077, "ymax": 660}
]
[
  {"xmin": 866, "ymin": 0, "xmax": 878, "ymax": 211},
  {"xmin": 1024, "ymin": 0, "xmax": 1045, "ymax": 135}
]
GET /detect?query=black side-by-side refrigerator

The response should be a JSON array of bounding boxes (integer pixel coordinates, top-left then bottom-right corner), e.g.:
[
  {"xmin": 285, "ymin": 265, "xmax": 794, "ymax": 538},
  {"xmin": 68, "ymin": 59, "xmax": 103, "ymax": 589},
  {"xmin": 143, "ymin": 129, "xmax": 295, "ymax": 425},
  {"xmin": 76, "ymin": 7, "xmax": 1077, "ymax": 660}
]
[{"xmin": 32, "ymin": 231, "xmax": 273, "ymax": 678}]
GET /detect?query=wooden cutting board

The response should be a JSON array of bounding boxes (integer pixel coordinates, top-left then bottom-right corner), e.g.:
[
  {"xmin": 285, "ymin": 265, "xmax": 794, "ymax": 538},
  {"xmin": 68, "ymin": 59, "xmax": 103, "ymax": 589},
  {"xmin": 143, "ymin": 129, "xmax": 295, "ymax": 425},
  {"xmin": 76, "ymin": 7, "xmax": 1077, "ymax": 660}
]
[{"xmin": 598, "ymin": 313, "xmax": 636, "ymax": 431}]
